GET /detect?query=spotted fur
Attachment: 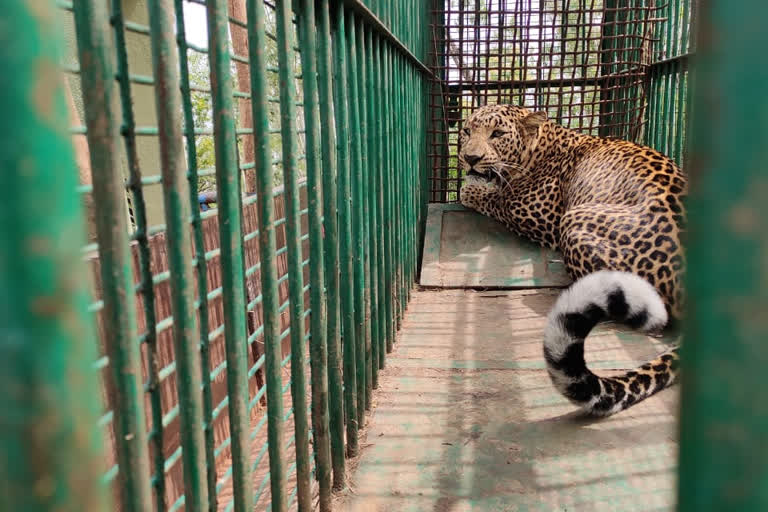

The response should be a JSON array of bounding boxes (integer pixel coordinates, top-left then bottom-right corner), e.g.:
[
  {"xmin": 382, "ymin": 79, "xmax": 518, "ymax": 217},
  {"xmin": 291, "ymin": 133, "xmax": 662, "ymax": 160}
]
[{"xmin": 458, "ymin": 104, "xmax": 686, "ymax": 416}]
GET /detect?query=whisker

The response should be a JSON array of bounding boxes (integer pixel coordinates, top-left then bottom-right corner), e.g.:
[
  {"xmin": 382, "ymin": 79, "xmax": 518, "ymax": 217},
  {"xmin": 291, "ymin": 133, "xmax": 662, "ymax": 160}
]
[{"xmin": 489, "ymin": 167, "xmax": 514, "ymax": 192}]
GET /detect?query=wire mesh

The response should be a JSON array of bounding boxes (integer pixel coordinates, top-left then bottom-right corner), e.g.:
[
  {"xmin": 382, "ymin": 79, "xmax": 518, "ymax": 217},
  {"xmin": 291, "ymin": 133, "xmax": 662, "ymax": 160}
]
[{"xmin": 428, "ymin": 0, "xmax": 665, "ymax": 202}]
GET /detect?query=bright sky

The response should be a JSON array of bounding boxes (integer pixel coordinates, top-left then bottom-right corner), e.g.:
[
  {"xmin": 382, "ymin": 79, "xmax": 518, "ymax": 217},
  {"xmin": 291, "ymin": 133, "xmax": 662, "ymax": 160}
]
[{"xmin": 183, "ymin": 2, "xmax": 209, "ymax": 48}]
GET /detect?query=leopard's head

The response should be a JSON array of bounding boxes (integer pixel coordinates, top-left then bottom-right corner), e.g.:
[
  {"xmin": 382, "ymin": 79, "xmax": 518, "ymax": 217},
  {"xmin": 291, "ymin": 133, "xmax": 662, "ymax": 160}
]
[{"xmin": 458, "ymin": 104, "xmax": 548, "ymax": 190}]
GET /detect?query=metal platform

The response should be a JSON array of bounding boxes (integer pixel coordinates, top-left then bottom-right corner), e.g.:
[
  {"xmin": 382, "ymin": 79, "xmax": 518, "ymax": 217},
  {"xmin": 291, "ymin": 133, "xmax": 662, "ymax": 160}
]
[{"xmin": 420, "ymin": 204, "xmax": 571, "ymax": 289}]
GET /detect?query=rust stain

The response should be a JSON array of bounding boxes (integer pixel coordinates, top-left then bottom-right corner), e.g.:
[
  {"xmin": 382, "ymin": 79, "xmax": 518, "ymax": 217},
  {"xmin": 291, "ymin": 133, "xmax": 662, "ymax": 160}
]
[
  {"xmin": 26, "ymin": 236, "xmax": 52, "ymax": 255},
  {"xmin": 32, "ymin": 59, "xmax": 60, "ymax": 124},
  {"xmin": 727, "ymin": 204, "xmax": 758, "ymax": 234},
  {"xmin": 32, "ymin": 296, "xmax": 64, "ymax": 316}
]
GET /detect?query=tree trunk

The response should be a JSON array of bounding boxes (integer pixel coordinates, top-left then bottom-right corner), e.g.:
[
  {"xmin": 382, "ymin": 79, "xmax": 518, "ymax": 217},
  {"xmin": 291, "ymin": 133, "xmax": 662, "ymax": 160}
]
[{"xmin": 228, "ymin": 0, "xmax": 258, "ymax": 195}]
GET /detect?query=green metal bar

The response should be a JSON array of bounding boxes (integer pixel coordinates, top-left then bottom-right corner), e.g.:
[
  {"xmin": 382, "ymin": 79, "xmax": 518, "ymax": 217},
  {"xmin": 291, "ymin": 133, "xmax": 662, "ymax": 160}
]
[
  {"xmin": 274, "ymin": 0, "xmax": 311, "ymax": 508},
  {"xmin": 1, "ymin": 2, "xmax": 108, "ymax": 509},
  {"xmin": 146, "ymin": 3, "xmax": 210, "ymax": 510},
  {"xmin": 346, "ymin": 10, "xmax": 367, "ymax": 428},
  {"xmin": 406, "ymin": 65, "xmax": 416, "ymax": 293},
  {"xmin": 390, "ymin": 51, "xmax": 400, "ymax": 330},
  {"xmin": 316, "ymin": 0, "xmax": 346, "ymax": 490},
  {"xmin": 71, "ymin": 0, "xmax": 153, "ymax": 508},
  {"xmin": 679, "ymin": 0, "xmax": 768, "ymax": 509},
  {"xmin": 245, "ymin": 0, "xmax": 295, "ymax": 506},
  {"xmin": 172, "ymin": 1, "xmax": 218, "ymax": 507},
  {"xmin": 365, "ymin": 27, "xmax": 381, "ymax": 390},
  {"xmin": 645, "ymin": 66, "xmax": 656, "ymax": 148},
  {"xmin": 399, "ymin": 36, "xmax": 407, "ymax": 312},
  {"xmin": 332, "ymin": 2, "xmax": 360, "ymax": 456},
  {"xmin": 297, "ymin": 0, "xmax": 332, "ymax": 508},
  {"xmin": 680, "ymin": 0, "xmax": 691, "ymax": 55},
  {"xmin": 376, "ymin": 37, "xmax": 392, "ymax": 362},
  {"xmin": 382, "ymin": 41, "xmax": 394, "ymax": 355},
  {"xmin": 205, "ymin": 1, "xmax": 253, "ymax": 510},
  {"xmin": 386, "ymin": 44, "xmax": 396, "ymax": 350},
  {"xmin": 675, "ymin": 67, "xmax": 688, "ymax": 166},
  {"xmin": 357, "ymin": 19, "xmax": 374, "ymax": 409},
  {"xmin": 110, "ymin": 0, "xmax": 166, "ymax": 507},
  {"xmin": 374, "ymin": 34, "xmax": 387, "ymax": 371},
  {"xmin": 338, "ymin": 0, "xmax": 433, "ymax": 77}
]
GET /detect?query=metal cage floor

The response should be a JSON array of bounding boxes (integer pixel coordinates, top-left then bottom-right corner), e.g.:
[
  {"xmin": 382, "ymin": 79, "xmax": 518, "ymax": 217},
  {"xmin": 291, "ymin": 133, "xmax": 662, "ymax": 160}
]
[{"xmin": 340, "ymin": 288, "xmax": 679, "ymax": 511}]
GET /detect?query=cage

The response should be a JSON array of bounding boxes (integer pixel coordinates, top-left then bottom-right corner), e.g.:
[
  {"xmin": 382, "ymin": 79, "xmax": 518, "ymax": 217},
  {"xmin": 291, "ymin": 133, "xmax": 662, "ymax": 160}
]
[{"xmin": 3, "ymin": 0, "xmax": 767, "ymax": 511}]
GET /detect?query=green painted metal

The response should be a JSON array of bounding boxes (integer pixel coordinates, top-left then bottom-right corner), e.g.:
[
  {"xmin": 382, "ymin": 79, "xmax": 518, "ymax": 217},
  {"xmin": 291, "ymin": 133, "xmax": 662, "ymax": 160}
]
[
  {"xmin": 645, "ymin": 0, "xmax": 693, "ymax": 166},
  {"xmin": 171, "ymin": 0, "xmax": 218, "ymax": 507},
  {"xmin": 332, "ymin": 2, "xmax": 360, "ymax": 456},
  {"xmin": 297, "ymin": 0, "xmax": 332, "ymax": 508},
  {"xmin": 357, "ymin": 20, "xmax": 374, "ymax": 409},
  {"xmin": 383, "ymin": 43, "xmax": 395, "ymax": 353},
  {"xmin": 365, "ymin": 28, "xmax": 381, "ymax": 390},
  {"xmin": 1, "ymin": 1, "xmax": 108, "ymax": 509},
  {"xmin": 379, "ymin": 39, "xmax": 390, "ymax": 354},
  {"xmin": 346, "ymin": 10, "xmax": 367, "ymax": 427},
  {"xmin": 678, "ymin": 1, "xmax": 768, "ymax": 510},
  {"xmin": 15, "ymin": 0, "xmax": 434, "ymax": 509},
  {"xmin": 71, "ymin": 0, "xmax": 154, "ymax": 509},
  {"xmin": 205, "ymin": 1, "xmax": 253, "ymax": 510},
  {"xmin": 146, "ymin": 3, "xmax": 210, "ymax": 510},
  {"xmin": 274, "ymin": 0, "xmax": 311, "ymax": 508},
  {"xmin": 110, "ymin": 0, "xmax": 166, "ymax": 507},
  {"xmin": 375, "ymin": 35, "xmax": 388, "ymax": 369},
  {"xmin": 316, "ymin": 0, "xmax": 346, "ymax": 490}
]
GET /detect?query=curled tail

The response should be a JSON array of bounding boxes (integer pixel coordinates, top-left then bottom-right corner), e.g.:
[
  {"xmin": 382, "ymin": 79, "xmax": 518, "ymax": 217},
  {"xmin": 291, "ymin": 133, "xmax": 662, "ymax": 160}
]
[{"xmin": 544, "ymin": 271, "xmax": 680, "ymax": 416}]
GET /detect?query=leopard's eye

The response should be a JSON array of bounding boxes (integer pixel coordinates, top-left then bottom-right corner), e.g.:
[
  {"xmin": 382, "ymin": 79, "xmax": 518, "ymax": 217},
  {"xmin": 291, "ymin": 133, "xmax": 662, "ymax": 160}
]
[{"xmin": 490, "ymin": 129, "xmax": 506, "ymax": 139}]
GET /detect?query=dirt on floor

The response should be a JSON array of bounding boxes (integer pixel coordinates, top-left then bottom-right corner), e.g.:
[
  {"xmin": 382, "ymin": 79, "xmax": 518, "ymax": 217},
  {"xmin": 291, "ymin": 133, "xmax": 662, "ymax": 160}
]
[{"xmin": 336, "ymin": 288, "xmax": 679, "ymax": 512}]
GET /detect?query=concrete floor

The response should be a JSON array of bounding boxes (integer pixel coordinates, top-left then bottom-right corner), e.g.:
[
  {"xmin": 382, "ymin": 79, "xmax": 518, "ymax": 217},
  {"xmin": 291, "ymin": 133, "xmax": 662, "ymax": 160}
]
[{"xmin": 340, "ymin": 288, "xmax": 679, "ymax": 512}]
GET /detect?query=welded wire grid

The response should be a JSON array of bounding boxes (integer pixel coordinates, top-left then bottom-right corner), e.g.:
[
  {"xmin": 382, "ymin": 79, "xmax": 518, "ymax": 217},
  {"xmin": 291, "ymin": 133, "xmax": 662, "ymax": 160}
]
[
  {"xmin": 58, "ymin": 0, "xmax": 428, "ymax": 511},
  {"xmin": 644, "ymin": 0, "xmax": 695, "ymax": 167},
  {"xmin": 428, "ymin": 0, "xmax": 664, "ymax": 202}
]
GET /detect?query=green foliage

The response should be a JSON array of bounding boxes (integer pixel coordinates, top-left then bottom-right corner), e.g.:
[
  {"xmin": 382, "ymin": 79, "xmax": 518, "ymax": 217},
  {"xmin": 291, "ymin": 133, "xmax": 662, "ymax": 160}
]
[{"xmin": 183, "ymin": 8, "xmax": 307, "ymax": 197}]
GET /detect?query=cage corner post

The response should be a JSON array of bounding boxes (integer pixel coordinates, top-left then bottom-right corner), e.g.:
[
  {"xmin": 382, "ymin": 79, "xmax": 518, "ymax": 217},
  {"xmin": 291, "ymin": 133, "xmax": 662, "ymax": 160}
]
[
  {"xmin": 678, "ymin": 0, "xmax": 768, "ymax": 510},
  {"xmin": 1, "ymin": 0, "xmax": 110, "ymax": 509}
]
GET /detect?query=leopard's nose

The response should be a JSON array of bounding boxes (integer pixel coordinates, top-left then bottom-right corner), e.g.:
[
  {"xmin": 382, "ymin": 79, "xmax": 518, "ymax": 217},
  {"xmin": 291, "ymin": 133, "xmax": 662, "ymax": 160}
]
[{"xmin": 465, "ymin": 153, "xmax": 483, "ymax": 166}]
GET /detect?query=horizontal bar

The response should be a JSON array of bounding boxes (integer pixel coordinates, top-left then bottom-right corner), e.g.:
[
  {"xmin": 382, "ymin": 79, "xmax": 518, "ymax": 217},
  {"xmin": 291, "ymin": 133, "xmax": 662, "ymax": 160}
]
[{"xmin": 341, "ymin": 0, "xmax": 433, "ymax": 77}]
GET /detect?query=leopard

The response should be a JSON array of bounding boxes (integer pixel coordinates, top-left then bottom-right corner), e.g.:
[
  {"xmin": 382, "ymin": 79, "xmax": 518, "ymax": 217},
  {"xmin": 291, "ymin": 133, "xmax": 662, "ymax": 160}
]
[{"xmin": 458, "ymin": 103, "xmax": 687, "ymax": 416}]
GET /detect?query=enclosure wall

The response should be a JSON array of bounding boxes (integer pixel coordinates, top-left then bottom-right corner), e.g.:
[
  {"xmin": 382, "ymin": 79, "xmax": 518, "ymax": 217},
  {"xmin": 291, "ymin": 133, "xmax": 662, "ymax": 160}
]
[
  {"xmin": 427, "ymin": 0, "xmax": 695, "ymax": 202},
  {"xmin": 9, "ymin": 1, "xmax": 430, "ymax": 511}
]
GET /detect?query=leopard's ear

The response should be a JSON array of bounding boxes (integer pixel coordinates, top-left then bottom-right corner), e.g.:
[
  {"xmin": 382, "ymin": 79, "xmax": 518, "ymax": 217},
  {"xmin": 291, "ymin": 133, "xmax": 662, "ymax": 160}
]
[{"xmin": 520, "ymin": 110, "xmax": 547, "ymax": 142}]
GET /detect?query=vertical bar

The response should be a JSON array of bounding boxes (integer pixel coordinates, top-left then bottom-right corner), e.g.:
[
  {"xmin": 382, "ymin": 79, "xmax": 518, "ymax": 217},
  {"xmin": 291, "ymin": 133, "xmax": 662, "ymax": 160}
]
[
  {"xmin": 365, "ymin": 27, "xmax": 381, "ymax": 390},
  {"xmin": 316, "ymin": 0, "xmax": 346, "ymax": 489},
  {"xmin": 357, "ymin": 20, "xmax": 374, "ymax": 407},
  {"xmin": 393, "ymin": 51, "xmax": 402, "ymax": 326},
  {"xmin": 71, "ymin": 0, "xmax": 153, "ymax": 509},
  {"xmin": 376, "ymin": 38, "xmax": 392, "ymax": 360},
  {"xmin": 679, "ymin": 0, "xmax": 768, "ymax": 510},
  {"xmin": 297, "ymin": 1, "xmax": 332, "ymax": 508},
  {"xmin": 110, "ymin": 0, "xmax": 166, "ymax": 507},
  {"xmin": 205, "ymin": 1, "xmax": 253, "ymax": 510},
  {"xmin": 599, "ymin": 0, "xmax": 616, "ymax": 136},
  {"xmin": 146, "ymin": 3, "xmax": 210, "ymax": 510},
  {"xmin": 274, "ymin": 0, "xmax": 311, "ymax": 509},
  {"xmin": 397, "ymin": 56, "xmax": 408, "ymax": 310},
  {"xmin": 675, "ymin": 67, "xmax": 688, "ymax": 166},
  {"xmin": 345, "ymin": 10, "xmax": 367, "ymax": 427},
  {"xmin": 1, "ymin": 1, "xmax": 108, "ymax": 509},
  {"xmin": 385, "ymin": 44, "xmax": 396, "ymax": 352},
  {"xmin": 172, "ymin": 0, "xmax": 218, "ymax": 506},
  {"xmin": 375, "ymin": 35, "xmax": 388, "ymax": 369},
  {"xmin": 332, "ymin": 2, "xmax": 360, "ymax": 455}
]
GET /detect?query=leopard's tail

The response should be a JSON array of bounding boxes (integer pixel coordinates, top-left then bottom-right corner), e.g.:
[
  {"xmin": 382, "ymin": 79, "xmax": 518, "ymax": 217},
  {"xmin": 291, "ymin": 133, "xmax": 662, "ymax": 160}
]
[{"xmin": 543, "ymin": 270, "xmax": 680, "ymax": 417}]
